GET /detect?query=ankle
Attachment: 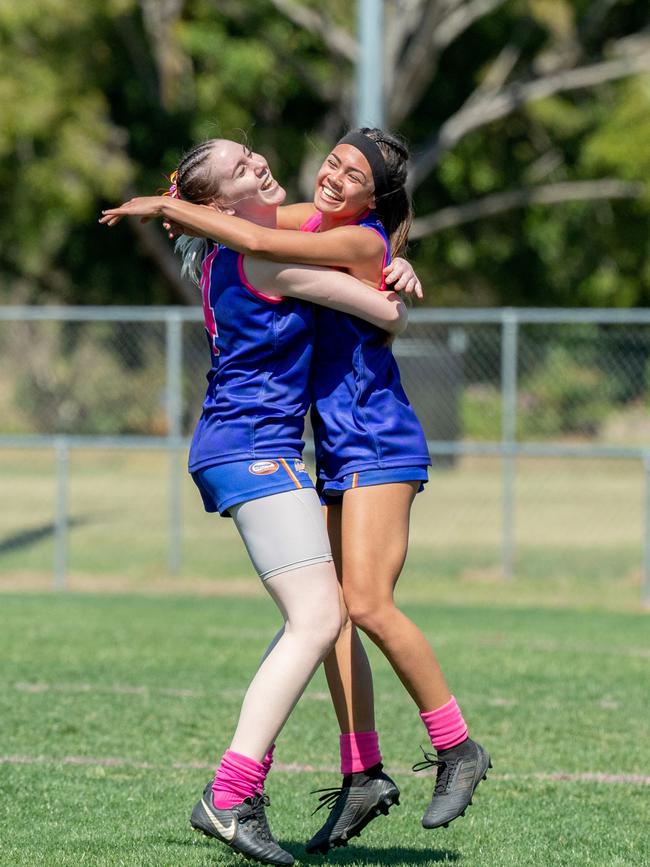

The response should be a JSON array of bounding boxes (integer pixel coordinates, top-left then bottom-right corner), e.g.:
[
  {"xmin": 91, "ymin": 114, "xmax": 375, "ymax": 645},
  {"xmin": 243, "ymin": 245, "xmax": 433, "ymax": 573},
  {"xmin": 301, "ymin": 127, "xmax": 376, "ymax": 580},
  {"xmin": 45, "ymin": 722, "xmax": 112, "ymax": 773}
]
[
  {"xmin": 420, "ymin": 696, "xmax": 468, "ymax": 752},
  {"xmin": 340, "ymin": 730, "xmax": 382, "ymax": 775},
  {"xmin": 437, "ymin": 736, "xmax": 471, "ymax": 757},
  {"xmin": 344, "ymin": 762, "xmax": 384, "ymax": 786}
]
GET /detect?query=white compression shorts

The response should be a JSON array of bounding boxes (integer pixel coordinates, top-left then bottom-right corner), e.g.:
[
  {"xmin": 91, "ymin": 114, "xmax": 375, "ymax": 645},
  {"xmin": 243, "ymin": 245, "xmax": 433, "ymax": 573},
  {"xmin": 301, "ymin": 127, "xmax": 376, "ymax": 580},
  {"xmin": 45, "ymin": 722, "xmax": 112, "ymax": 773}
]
[{"xmin": 229, "ymin": 487, "xmax": 333, "ymax": 580}]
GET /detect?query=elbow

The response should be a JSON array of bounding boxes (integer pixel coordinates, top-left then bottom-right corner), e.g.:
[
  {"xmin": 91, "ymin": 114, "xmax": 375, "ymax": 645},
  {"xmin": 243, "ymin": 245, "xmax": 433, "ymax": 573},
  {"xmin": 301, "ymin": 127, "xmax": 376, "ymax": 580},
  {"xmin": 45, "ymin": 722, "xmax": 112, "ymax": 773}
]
[
  {"xmin": 387, "ymin": 299, "xmax": 408, "ymax": 335},
  {"xmin": 242, "ymin": 232, "xmax": 277, "ymax": 258},
  {"xmin": 243, "ymin": 235, "xmax": 266, "ymax": 256}
]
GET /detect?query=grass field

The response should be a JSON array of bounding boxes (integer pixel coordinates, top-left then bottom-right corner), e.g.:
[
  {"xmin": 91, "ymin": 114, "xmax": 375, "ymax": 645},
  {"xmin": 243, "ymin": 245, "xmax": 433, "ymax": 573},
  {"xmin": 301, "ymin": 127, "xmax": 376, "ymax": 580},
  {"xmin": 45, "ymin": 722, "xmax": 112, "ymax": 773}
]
[{"xmin": 1, "ymin": 592, "xmax": 649, "ymax": 867}]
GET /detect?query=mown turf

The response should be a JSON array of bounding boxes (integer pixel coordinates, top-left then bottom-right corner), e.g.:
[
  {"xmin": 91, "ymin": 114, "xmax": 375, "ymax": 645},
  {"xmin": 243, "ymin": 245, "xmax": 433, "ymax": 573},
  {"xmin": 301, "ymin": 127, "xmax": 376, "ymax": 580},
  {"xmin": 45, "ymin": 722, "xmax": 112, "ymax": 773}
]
[{"xmin": 1, "ymin": 593, "xmax": 649, "ymax": 866}]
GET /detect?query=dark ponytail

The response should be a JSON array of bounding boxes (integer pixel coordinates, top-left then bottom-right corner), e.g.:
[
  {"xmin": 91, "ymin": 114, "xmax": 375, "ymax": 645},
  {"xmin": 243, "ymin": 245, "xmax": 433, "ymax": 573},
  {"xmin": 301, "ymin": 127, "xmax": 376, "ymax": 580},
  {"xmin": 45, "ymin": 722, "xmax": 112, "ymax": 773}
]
[{"xmin": 354, "ymin": 127, "xmax": 412, "ymax": 259}]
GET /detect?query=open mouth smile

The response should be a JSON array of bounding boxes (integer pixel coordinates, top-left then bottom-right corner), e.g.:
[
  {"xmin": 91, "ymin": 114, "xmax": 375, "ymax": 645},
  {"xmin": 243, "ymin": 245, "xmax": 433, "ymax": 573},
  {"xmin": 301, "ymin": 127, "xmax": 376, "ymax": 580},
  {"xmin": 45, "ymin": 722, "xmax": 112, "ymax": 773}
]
[{"xmin": 320, "ymin": 184, "xmax": 343, "ymax": 202}]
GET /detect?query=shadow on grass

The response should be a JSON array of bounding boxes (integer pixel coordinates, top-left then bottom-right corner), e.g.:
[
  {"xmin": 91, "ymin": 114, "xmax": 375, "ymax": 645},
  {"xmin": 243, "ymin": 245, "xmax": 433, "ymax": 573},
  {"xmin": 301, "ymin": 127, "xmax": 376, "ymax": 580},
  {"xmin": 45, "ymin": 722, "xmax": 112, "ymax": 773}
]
[
  {"xmin": 170, "ymin": 834, "xmax": 458, "ymax": 864},
  {"xmin": 284, "ymin": 841, "xmax": 459, "ymax": 865},
  {"xmin": 0, "ymin": 517, "xmax": 89, "ymax": 554}
]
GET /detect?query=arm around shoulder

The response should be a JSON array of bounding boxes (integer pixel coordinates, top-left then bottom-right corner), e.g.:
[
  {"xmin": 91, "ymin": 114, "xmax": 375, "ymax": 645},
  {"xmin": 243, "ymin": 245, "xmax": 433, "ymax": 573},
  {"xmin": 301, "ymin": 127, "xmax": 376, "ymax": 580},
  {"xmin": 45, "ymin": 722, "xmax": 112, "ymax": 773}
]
[{"xmin": 243, "ymin": 258, "xmax": 408, "ymax": 334}]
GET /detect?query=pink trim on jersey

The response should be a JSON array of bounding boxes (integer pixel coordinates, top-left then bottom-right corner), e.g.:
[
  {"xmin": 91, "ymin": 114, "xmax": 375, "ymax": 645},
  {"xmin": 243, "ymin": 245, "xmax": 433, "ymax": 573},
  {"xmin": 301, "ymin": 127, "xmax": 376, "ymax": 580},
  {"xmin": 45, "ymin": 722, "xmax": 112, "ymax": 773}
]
[
  {"xmin": 362, "ymin": 225, "xmax": 388, "ymax": 291},
  {"xmin": 300, "ymin": 210, "xmax": 388, "ymax": 291},
  {"xmin": 200, "ymin": 245, "xmax": 220, "ymax": 355},
  {"xmin": 300, "ymin": 212, "xmax": 322, "ymax": 233},
  {"xmin": 237, "ymin": 255, "xmax": 284, "ymax": 304}
]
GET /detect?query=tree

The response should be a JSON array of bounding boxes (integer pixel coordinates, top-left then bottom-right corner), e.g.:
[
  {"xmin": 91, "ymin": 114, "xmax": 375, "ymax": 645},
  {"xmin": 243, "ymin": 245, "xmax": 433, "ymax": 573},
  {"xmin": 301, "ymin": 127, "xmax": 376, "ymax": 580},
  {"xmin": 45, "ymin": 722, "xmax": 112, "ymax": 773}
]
[
  {"xmin": 1, "ymin": 0, "xmax": 649, "ymax": 307},
  {"xmin": 275, "ymin": 0, "xmax": 650, "ymax": 306}
]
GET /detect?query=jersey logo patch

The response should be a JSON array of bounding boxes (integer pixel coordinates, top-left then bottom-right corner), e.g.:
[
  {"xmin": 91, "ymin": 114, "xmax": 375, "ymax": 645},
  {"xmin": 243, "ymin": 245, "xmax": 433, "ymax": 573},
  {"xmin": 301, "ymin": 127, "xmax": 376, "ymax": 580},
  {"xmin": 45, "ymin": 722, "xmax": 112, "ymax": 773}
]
[
  {"xmin": 294, "ymin": 459, "xmax": 306, "ymax": 473},
  {"xmin": 249, "ymin": 460, "xmax": 280, "ymax": 476}
]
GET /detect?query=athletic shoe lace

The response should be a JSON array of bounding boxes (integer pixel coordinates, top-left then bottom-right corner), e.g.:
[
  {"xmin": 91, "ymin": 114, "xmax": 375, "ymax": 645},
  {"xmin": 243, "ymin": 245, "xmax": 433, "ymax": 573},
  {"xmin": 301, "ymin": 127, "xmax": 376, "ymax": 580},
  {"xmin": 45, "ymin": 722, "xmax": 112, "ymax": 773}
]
[
  {"xmin": 412, "ymin": 749, "xmax": 457, "ymax": 796},
  {"xmin": 309, "ymin": 786, "xmax": 347, "ymax": 815},
  {"xmin": 239, "ymin": 794, "xmax": 273, "ymax": 841}
]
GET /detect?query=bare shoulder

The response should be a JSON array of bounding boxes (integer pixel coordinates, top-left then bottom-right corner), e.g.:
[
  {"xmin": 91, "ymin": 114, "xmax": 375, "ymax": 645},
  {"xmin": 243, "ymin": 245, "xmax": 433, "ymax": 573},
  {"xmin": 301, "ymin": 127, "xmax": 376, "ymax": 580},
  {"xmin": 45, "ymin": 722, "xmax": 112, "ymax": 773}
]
[
  {"xmin": 329, "ymin": 224, "xmax": 386, "ymax": 259},
  {"xmin": 277, "ymin": 202, "xmax": 317, "ymax": 230},
  {"xmin": 242, "ymin": 256, "xmax": 289, "ymax": 297}
]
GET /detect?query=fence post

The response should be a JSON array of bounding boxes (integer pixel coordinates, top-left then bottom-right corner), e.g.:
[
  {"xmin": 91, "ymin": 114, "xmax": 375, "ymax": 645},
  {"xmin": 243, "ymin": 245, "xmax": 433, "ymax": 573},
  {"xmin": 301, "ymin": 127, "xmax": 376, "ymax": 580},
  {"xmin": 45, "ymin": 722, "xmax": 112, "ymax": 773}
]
[
  {"xmin": 643, "ymin": 454, "xmax": 650, "ymax": 605},
  {"xmin": 501, "ymin": 310, "xmax": 518, "ymax": 581},
  {"xmin": 54, "ymin": 437, "xmax": 69, "ymax": 590},
  {"xmin": 357, "ymin": 0, "xmax": 384, "ymax": 127},
  {"xmin": 166, "ymin": 312, "xmax": 183, "ymax": 575}
]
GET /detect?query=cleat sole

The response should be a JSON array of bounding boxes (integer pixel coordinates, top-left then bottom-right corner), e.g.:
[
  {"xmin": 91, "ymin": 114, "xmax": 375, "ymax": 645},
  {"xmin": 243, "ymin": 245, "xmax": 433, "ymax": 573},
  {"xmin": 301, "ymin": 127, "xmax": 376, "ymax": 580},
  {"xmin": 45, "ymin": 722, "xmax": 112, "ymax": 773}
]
[
  {"xmin": 307, "ymin": 790, "xmax": 400, "ymax": 855},
  {"xmin": 191, "ymin": 821, "xmax": 293, "ymax": 866}
]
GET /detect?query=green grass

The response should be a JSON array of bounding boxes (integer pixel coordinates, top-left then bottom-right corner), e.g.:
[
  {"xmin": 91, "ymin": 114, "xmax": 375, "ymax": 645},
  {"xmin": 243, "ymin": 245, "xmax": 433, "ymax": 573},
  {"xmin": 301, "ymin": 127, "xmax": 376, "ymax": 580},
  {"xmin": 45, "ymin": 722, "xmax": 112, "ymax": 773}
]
[{"xmin": 1, "ymin": 593, "xmax": 649, "ymax": 866}]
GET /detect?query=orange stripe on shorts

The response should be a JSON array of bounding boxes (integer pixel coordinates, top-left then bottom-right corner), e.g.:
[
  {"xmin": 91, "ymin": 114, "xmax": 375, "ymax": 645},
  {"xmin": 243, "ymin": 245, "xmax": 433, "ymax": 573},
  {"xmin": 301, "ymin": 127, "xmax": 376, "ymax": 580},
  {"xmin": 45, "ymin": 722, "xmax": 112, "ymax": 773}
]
[
  {"xmin": 352, "ymin": 472, "xmax": 359, "ymax": 488},
  {"xmin": 279, "ymin": 458, "xmax": 302, "ymax": 489}
]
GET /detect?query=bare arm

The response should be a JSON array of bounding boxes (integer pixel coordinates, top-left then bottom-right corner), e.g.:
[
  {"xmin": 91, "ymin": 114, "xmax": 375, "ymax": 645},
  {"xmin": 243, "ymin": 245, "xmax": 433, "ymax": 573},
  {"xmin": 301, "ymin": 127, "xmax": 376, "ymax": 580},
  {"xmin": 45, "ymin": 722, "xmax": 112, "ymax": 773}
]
[
  {"xmin": 100, "ymin": 197, "xmax": 384, "ymax": 269},
  {"xmin": 244, "ymin": 258, "xmax": 408, "ymax": 335},
  {"xmin": 164, "ymin": 202, "xmax": 315, "ymax": 243},
  {"xmin": 277, "ymin": 202, "xmax": 317, "ymax": 229}
]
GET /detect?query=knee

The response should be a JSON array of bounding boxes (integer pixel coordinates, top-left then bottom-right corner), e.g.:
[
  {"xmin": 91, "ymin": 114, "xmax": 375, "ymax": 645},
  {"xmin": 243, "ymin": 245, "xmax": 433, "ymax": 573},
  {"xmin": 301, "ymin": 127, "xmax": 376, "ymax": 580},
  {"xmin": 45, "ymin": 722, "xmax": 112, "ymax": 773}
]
[
  {"xmin": 346, "ymin": 600, "xmax": 392, "ymax": 640},
  {"xmin": 303, "ymin": 605, "xmax": 343, "ymax": 655},
  {"xmin": 337, "ymin": 606, "xmax": 352, "ymax": 636},
  {"xmin": 324, "ymin": 609, "xmax": 345, "ymax": 648}
]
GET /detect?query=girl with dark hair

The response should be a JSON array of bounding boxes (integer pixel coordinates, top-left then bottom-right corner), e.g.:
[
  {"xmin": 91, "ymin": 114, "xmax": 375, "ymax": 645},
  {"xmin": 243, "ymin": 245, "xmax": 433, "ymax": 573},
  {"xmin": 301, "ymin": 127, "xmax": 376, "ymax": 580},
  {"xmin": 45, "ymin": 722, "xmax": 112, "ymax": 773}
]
[{"xmin": 102, "ymin": 127, "xmax": 490, "ymax": 856}]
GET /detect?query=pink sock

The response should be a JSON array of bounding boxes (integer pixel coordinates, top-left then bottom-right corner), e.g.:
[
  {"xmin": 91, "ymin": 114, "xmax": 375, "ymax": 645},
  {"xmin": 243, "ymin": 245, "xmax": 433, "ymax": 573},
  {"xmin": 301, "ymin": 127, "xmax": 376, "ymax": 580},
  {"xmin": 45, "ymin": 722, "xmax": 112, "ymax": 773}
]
[
  {"xmin": 259, "ymin": 744, "xmax": 275, "ymax": 793},
  {"xmin": 212, "ymin": 749, "xmax": 266, "ymax": 809},
  {"xmin": 420, "ymin": 696, "xmax": 468, "ymax": 752},
  {"xmin": 262, "ymin": 744, "xmax": 275, "ymax": 777},
  {"xmin": 340, "ymin": 731, "xmax": 382, "ymax": 774}
]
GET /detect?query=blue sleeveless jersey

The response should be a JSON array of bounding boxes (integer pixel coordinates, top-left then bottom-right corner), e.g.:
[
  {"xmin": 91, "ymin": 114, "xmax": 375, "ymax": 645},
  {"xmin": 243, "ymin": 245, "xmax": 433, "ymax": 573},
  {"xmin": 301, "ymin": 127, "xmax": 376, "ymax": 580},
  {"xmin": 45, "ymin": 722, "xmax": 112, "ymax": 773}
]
[
  {"xmin": 303, "ymin": 211, "xmax": 431, "ymax": 482},
  {"xmin": 188, "ymin": 242, "xmax": 314, "ymax": 473}
]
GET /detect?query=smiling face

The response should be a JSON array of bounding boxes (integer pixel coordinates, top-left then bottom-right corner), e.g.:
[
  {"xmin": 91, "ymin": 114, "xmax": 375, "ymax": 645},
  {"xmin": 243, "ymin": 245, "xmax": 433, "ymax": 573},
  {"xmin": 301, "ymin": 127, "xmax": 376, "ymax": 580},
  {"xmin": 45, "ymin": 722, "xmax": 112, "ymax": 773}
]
[
  {"xmin": 206, "ymin": 139, "xmax": 286, "ymax": 219},
  {"xmin": 314, "ymin": 144, "xmax": 376, "ymax": 221}
]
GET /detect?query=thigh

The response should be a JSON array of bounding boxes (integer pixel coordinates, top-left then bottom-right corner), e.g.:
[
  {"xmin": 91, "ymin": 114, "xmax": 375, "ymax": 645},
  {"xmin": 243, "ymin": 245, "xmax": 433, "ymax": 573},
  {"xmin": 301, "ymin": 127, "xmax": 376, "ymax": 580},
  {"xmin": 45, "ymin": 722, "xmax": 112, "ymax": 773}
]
[
  {"xmin": 323, "ymin": 502, "xmax": 343, "ymax": 581},
  {"xmin": 322, "ymin": 501, "xmax": 352, "ymax": 620},
  {"xmin": 340, "ymin": 481, "xmax": 419, "ymax": 602},
  {"xmin": 230, "ymin": 488, "xmax": 332, "ymax": 581}
]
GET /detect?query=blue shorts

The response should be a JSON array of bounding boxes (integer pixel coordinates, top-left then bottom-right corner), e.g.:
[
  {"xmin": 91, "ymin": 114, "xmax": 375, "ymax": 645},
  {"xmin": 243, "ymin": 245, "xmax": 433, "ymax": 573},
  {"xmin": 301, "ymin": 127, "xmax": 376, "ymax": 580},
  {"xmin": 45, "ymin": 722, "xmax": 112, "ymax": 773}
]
[
  {"xmin": 317, "ymin": 465, "xmax": 429, "ymax": 506},
  {"xmin": 192, "ymin": 457, "xmax": 315, "ymax": 516}
]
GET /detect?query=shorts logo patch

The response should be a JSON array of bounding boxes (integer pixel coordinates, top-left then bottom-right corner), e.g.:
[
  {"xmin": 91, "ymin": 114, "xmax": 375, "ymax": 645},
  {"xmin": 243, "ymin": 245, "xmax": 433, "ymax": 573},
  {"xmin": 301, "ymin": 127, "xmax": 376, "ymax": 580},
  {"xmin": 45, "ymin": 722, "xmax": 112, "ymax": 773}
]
[
  {"xmin": 249, "ymin": 460, "xmax": 280, "ymax": 476},
  {"xmin": 294, "ymin": 459, "xmax": 306, "ymax": 473}
]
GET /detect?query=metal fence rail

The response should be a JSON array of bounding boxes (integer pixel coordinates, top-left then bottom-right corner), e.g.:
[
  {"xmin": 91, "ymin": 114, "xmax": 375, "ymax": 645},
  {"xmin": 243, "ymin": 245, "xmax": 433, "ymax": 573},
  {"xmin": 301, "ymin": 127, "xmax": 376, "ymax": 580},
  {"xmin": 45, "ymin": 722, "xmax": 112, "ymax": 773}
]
[{"xmin": 1, "ymin": 306, "xmax": 649, "ymax": 601}]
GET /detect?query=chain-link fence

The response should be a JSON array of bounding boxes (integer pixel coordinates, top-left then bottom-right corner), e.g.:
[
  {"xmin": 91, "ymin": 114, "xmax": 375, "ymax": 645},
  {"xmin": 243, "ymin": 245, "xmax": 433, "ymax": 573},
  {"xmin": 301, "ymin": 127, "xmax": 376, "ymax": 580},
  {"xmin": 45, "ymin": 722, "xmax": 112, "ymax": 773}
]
[{"xmin": 1, "ymin": 306, "xmax": 649, "ymax": 600}]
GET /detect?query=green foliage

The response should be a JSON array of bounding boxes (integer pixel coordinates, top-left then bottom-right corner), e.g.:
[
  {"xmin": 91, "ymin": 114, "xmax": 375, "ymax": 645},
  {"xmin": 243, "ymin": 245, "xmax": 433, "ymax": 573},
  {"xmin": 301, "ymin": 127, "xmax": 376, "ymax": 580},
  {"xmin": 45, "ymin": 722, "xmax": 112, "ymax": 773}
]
[
  {"xmin": 461, "ymin": 385, "xmax": 502, "ymax": 440},
  {"xmin": 0, "ymin": 0, "xmax": 649, "ymax": 306},
  {"xmin": 582, "ymin": 75, "xmax": 650, "ymax": 194},
  {"xmin": 0, "ymin": 1, "xmax": 134, "ymax": 286},
  {"xmin": 519, "ymin": 345, "xmax": 615, "ymax": 437},
  {"xmin": 8, "ymin": 322, "xmax": 166, "ymax": 434}
]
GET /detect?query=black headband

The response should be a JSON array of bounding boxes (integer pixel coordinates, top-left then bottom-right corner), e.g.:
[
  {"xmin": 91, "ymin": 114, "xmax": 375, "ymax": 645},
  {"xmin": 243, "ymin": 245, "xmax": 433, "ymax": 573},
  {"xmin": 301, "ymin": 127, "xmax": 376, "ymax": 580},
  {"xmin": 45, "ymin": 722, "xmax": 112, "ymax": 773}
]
[{"xmin": 336, "ymin": 131, "xmax": 389, "ymax": 200}]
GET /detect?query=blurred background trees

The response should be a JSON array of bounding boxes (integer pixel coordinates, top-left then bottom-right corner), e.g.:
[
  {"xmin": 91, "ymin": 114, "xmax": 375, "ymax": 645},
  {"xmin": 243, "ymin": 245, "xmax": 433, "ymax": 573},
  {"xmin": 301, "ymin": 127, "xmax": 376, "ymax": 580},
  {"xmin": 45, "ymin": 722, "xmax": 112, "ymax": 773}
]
[{"xmin": 1, "ymin": 0, "xmax": 649, "ymax": 308}]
